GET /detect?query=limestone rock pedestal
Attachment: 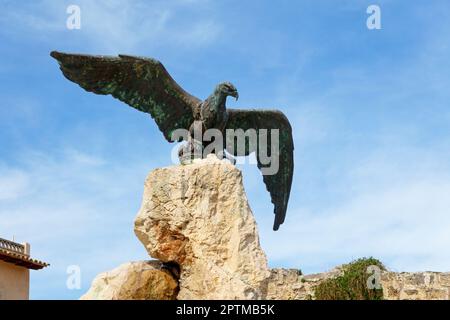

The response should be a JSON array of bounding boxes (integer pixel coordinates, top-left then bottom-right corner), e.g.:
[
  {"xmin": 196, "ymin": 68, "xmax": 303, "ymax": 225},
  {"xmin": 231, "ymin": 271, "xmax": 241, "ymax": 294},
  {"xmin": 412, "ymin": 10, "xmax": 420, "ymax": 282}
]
[
  {"xmin": 134, "ymin": 155, "xmax": 270, "ymax": 300},
  {"xmin": 80, "ymin": 261, "xmax": 178, "ymax": 300}
]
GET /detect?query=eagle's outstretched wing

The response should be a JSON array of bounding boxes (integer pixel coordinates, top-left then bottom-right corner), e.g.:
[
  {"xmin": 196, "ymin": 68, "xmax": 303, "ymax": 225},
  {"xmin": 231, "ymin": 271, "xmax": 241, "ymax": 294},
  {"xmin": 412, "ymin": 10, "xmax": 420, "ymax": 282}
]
[
  {"xmin": 225, "ymin": 109, "xmax": 294, "ymax": 230},
  {"xmin": 50, "ymin": 51, "xmax": 200, "ymax": 141}
]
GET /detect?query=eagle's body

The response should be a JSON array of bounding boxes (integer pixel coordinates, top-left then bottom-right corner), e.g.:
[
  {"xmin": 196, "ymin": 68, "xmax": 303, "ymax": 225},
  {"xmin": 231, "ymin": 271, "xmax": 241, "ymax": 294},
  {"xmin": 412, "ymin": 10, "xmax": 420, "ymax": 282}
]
[
  {"xmin": 50, "ymin": 51, "xmax": 294, "ymax": 231},
  {"xmin": 182, "ymin": 83, "xmax": 236, "ymax": 162},
  {"xmin": 200, "ymin": 86, "xmax": 232, "ymax": 129}
]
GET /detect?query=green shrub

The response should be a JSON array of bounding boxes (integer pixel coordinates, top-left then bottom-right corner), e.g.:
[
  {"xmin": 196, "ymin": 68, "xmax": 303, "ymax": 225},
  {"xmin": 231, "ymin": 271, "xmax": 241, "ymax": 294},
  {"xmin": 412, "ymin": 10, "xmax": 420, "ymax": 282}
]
[{"xmin": 314, "ymin": 257, "xmax": 385, "ymax": 300}]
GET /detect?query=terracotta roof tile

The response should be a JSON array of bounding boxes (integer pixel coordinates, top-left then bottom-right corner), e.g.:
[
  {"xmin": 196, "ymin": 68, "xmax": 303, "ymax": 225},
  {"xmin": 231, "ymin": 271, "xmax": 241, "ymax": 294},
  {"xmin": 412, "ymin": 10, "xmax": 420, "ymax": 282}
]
[{"xmin": 0, "ymin": 248, "xmax": 49, "ymax": 270}]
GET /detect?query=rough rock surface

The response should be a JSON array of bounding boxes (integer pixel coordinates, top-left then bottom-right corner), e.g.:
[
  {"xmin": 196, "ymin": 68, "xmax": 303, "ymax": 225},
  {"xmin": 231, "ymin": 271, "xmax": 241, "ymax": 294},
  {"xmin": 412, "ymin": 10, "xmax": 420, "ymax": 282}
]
[
  {"xmin": 266, "ymin": 268, "xmax": 450, "ymax": 300},
  {"xmin": 266, "ymin": 269, "xmax": 307, "ymax": 300},
  {"xmin": 266, "ymin": 268, "xmax": 343, "ymax": 300},
  {"xmin": 80, "ymin": 261, "xmax": 178, "ymax": 300},
  {"xmin": 134, "ymin": 155, "xmax": 270, "ymax": 300},
  {"xmin": 381, "ymin": 272, "xmax": 450, "ymax": 300}
]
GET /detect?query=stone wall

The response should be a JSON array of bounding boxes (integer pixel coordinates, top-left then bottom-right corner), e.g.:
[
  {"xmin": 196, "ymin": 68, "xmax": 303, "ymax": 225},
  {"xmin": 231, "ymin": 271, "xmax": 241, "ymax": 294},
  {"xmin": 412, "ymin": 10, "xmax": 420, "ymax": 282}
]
[
  {"xmin": 381, "ymin": 272, "xmax": 450, "ymax": 300},
  {"xmin": 266, "ymin": 268, "xmax": 450, "ymax": 300}
]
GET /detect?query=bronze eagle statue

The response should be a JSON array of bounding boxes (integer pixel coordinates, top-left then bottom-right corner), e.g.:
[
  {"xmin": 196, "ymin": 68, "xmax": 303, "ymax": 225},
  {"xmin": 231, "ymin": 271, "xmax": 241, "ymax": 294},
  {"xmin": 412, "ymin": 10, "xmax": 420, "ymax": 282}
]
[{"xmin": 50, "ymin": 51, "xmax": 294, "ymax": 230}]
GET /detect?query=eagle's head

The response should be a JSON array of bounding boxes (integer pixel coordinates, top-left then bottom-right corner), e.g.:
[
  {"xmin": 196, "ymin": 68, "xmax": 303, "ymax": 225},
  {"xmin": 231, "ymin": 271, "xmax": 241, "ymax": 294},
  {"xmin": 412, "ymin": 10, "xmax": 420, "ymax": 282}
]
[{"xmin": 215, "ymin": 82, "xmax": 239, "ymax": 101}]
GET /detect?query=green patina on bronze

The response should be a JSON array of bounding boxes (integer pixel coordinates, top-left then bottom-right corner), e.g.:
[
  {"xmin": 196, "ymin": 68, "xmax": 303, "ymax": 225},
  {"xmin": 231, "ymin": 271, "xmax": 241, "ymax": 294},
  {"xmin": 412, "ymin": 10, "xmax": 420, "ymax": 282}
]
[{"xmin": 50, "ymin": 51, "xmax": 294, "ymax": 231}]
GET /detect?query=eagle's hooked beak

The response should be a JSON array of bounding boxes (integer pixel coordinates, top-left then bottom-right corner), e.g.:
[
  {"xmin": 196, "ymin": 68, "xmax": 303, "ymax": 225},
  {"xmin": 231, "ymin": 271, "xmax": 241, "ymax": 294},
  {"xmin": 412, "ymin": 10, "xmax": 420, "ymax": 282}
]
[{"xmin": 230, "ymin": 90, "xmax": 239, "ymax": 101}]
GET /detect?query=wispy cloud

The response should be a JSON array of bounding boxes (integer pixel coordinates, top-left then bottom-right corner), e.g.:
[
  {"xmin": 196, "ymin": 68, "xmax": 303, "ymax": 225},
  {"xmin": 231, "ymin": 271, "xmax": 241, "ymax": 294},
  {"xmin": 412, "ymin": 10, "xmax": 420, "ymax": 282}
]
[
  {"xmin": 0, "ymin": 147, "xmax": 154, "ymax": 299},
  {"xmin": 263, "ymin": 141, "xmax": 450, "ymax": 273},
  {"xmin": 254, "ymin": 1, "xmax": 450, "ymax": 274},
  {"xmin": 0, "ymin": 0, "xmax": 222, "ymax": 52},
  {"xmin": 0, "ymin": 168, "xmax": 29, "ymax": 201}
]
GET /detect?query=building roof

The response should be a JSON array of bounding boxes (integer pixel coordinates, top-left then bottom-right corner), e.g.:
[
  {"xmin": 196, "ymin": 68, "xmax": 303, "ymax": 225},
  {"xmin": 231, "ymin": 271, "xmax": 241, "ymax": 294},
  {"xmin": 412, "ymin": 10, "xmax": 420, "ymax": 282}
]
[{"xmin": 0, "ymin": 238, "xmax": 49, "ymax": 270}]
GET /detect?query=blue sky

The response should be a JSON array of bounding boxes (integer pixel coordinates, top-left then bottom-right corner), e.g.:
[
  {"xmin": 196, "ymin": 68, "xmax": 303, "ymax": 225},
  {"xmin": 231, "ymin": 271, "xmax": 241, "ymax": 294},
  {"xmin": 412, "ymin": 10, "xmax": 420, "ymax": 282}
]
[{"xmin": 1, "ymin": 0, "xmax": 450, "ymax": 299}]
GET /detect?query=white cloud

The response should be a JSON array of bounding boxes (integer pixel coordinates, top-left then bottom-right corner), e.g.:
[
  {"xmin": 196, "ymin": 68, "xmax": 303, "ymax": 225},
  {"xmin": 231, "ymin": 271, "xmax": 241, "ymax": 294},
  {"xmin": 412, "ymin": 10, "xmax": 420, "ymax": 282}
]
[
  {"xmin": 0, "ymin": 168, "xmax": 29, "ymax": 201},
  {"xmin": 0, "ymin": 0, "xmax": 221, "ymax": 52},
  {"xmin": 65, "ymin": 149, "xmax": 105, "ymax": 166},
  {"xmin": 258, "ymin": 11, "xmax": 450, "ymax": 272},
  {"xmin": 261, "ymin": 139, "xmax": 450, "ymax": 273},
  {"xmin": 0, "ymin": 148, "xmax": 153, "ymax": 298}
]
